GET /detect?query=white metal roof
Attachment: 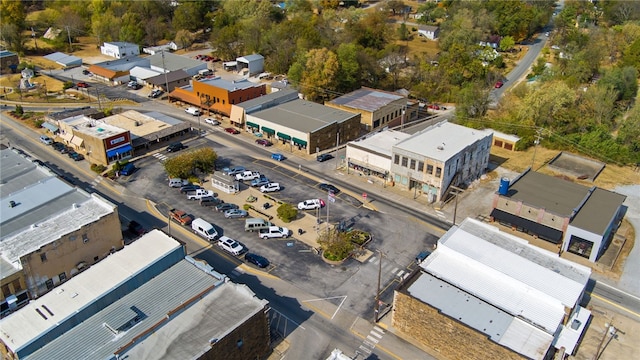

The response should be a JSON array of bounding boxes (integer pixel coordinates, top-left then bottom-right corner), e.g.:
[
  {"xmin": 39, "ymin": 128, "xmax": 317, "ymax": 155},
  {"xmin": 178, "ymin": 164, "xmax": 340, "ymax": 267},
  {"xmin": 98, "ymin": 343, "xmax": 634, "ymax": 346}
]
[
  {"xmin": 0, "ymin": 230, "xmax": 183, "ymax": 353},
  {"xmin": 394, "ymin": 121, "xmax": 492, "ymax": 161},
  {"xmin": 348, "ymin": 130, "xmax": 411, "ymax": 157}
]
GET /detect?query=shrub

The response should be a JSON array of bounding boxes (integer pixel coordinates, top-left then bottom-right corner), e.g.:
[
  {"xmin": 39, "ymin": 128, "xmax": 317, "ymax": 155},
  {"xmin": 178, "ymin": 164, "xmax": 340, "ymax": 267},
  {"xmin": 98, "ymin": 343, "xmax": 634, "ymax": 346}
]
[
  {"xmin": 349, "ymin": 230, "xmax": 372, "ymax": 246},
  {"xmin": 14, "ymin": 105, "xmax": 23, "ymax": 115},
  {"xmin": 243, "ymin": 204, "xmax": 252, "ymax": 211},
  {"xmin": 318, "ymin": 228, "xmax": 354, "ymax": 261},
  {"xmin": 90, "ymin": 163, "xmax": 107, "ymax": 173},
  {"xmin": 276, "ymin": 203, "xmax": 298, "ymax": 223}
]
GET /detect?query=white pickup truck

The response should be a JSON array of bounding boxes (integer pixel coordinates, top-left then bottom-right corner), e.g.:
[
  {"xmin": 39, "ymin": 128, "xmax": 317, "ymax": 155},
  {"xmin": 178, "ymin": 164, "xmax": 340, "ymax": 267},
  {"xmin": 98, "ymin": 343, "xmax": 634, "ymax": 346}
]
[
  {"xmin": 258, "ymin": 226, "xmax": 292, "ymax": 239},
  {"xmin": 235, "ymin": 171, "xmax": 261, "ymax": 181},
  {"xmin": 186, "ymin": 189, "xmax": 215, "ymax": 200}
]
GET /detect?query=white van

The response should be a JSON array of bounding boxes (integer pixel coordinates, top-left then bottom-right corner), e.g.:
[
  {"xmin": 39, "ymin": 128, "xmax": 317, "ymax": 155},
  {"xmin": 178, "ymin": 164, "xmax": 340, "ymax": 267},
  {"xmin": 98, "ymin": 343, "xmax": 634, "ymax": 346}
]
[
  {"xmin": 198, "ymin": 69, "xmax": 213, "ymax": 77},
  {"xmin": 185, "ymin": 107, "xmax": 201, "ymax": 116},
  {"xmin": 191, "ymin": 218, "xmax": 218, "ymax": 241},
  {"xmin": 244, "ymin": 218, "xmax": 272, "ymax": 232},
  {"xmin": 169, "ymin": 178, "xmax": 188, "ymax": 188}
]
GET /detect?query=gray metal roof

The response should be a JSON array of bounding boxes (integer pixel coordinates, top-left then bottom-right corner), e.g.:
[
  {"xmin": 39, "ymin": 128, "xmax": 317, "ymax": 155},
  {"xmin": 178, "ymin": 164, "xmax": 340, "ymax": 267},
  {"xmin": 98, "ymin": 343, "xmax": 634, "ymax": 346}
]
[
  {"xmin": 327, "ymin": 87, "xmax": 404, "ymax": 112},
  {"xmin": 505, "ymin": 170, "xmax": 591, "ymax": 217},
  {"xmin": 148, "ymin": 51, "xmax": 202, "ymax": 71},
  {"xmin": 146, "ymin": 69, "xmax": 190, "ymax": 85},
  {"xmin": 43, "ymin": 52, "xmax": 82, "ymax": 66},
  {"xmin": 197, "ymin": 77, "xmax": 262, "ymax": 91},
  {"xmin": 251, "ymin": 99, "xmax": 358, "ymax": 133},
  {"xmin": 236, "ymin": 88, "xmax": 298, "ymax": 113},
  {"xmin": 571, "ymin": 188, "xmax": 626, "ymax": 235},
  {"xmin": 237, "ymin": 54, "xmax": 264, "ymax": 62},
  {"xmin": 45, "ymin": 107, "xmax": 103, "ymax": 121}
]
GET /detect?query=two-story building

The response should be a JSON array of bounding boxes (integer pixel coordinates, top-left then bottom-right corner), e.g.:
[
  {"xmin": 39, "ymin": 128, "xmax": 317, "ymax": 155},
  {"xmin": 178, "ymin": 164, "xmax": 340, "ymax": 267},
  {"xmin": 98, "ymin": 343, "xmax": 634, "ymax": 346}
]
[
  {"xmin": 100, "ymin": 41, "xmax": 140, "ymax": 59},
  {"xmin": 58, "ymin": 115, "xmax": 132, "ymax": 165}
]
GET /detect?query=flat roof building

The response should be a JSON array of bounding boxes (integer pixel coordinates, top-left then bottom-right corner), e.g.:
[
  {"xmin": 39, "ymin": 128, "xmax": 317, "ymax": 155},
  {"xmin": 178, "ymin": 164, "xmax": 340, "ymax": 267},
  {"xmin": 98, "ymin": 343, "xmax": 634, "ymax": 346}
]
[
  {"xmin": 100, "ymin": 110, "xmax": 190, "ymax": 150},
  {"xmin": 326, "ymin": 87, "xmax": 413, "ymax": 130}
]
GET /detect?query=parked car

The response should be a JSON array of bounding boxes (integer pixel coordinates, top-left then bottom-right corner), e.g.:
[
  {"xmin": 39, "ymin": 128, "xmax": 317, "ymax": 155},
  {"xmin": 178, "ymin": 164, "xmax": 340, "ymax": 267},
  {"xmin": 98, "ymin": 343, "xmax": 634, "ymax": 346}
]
[
  {"xmin": 180, "ymin": 184, "xmax": 203, "ymax": 194},
  {"xmin": 169, "ymin": 178, "xmax": 189, "ymax": 188},
  {"xmin": 250, "ymin": 175, "xmax": 270, "ymax": 187},
  {"xmin": 217, "ymin": 236, "xmax": 246, "ymax": 256},
  {"xmin": 222, "ymin": 166, "xmax": 246, "ymax": 176},
  {"xmin": 200, "ymin": 196, "xmax": 223, "ymax": 207},
  {"xmin": 216, "ymin": 203, "xmax": 239, "ymax": 212},
  {"xmin": 185, "ymin": 107, "xmax": 201, "ymax": 116},
  {"xmin": 255, "ymin": 139, "xmax": 272, "ymax": 147},
  {"xmin": 82, "ymin": 69, "xmax": 91, "ymax": 75},
  {"xmin": 316, "ymin": 153, "xmax": 333, "ymax": 162},
  {"xmin": 52, "ymin": 142, "xmax": 65, "ymax": 151},
  {"xmin": 76, "ymin": 82, "xmax": 89, "ymax": 88},
  {"xmin": 127, "ymin": 81, "xmax": 141, "ymax": 89},
  {"xmin": 170, "ymin": 208, "xmax": 193, "ymax": 226},
  {"xmin": 318, "ymin": 183, "xmax": 340, "ymax": 194},
  {"xmin": 224, "ymin": 209, "xmax": 248, "ymax": 219},
  {"xmin": 128, "ymin": 220, "xmax": 146, "ymax": 236},
  {"xmin": 494, "ymin": 81, "xmax": 504, "ymax": 88},
  {"xmin": 120, "ymin": 163, "xmax": 136, "ymax": 176},
  {"xmin": 298, "ymin": 199, "xmax": 325, "ymax": 210},
  {"xmin": 245, "ymin": 253, "xmax": 270, "ymax": 268},
  {"xmin": 59, "ymin": 146, "xmax": 71, "ymax": 154},
  {"xmin": 67, "ymin": 150, "xmax": 78, "ymax": 158},
  {"xmin": 39, "ymin": 135, "xmax": 53, "ymax": 145},
  {"xmin": 427, "ymin": 104, "xmax": 440, "ymax": 110},
  {"xmin": 235, "ymin": 171, "xmax": 261, "ymax": 182},
  {"xmin": 260, "ymin": 182, "xmax": 281, "ymax": 193},
  {"xmin": 166, "ymin": 142, "xmax": 186, "ymax": 152},
  {"xmin": 258, "ymin": 226, "xmax": 292, "ymax": 239},
  {"xmin": 70, "ymin": 152, "xmax": 85, "ymax": 161},
  {"xmin": 224, "ymin": 127, "xmax": 240, "ymax": 134},
  {"xmin": 148, "ymin": 89, "xmax": 163, "ymax": 98},
  {"xmin": 415, "ymin": 250, "xmax": 431, "ymax": 264},
  {"xmin": 204, "ymin": 117, "xmax": 220, "ymax": 125},
  {"xmin": 271, "ymin": 153, "xmax": 285, "ymax": 161}
]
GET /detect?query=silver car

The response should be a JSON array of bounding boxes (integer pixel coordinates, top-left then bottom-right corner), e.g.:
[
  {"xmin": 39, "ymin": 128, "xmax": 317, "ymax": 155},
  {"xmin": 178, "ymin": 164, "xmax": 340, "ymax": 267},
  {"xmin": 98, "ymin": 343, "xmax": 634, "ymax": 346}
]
[{"xmin": 224, "ymin": 209, "xmax": 248, "ymax": 219}]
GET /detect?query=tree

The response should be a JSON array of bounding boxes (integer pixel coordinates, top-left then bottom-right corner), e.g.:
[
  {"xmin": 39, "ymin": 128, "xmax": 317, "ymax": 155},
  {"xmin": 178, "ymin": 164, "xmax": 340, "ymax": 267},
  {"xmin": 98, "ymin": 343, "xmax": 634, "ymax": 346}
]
[
  {"xmin": 120, "ymin": 12, "xmax": 145, "ymax": 45},
  {"xmin": 499, "ymin": 36, "xmax": 515, "ymax": 52},
  {"xmin": 299, "ymin": 48, "xmax": 339, "ymax": 101},
  {"xmin": 276, "ymin": 203, "xmax": 298, "ymax": 223},
  {"xmin": 175, "ymin": 29, "xmax": 195, "ymax": 50},
  {"xmin": 456, "ymin": 82, "xmax": 490, "ymax": 119},
  {"xmin": 163, "ymin": 148, "xmax": 217, "ymax": 179},
  {"xmin": 318, "ymin": 227, "xmax": 354, "ymax": 261},
  {"xmin": 336, "ymin": 43, "xmax": 360, "ymax": 93},
  {"xmin": 173, "ymin": 1, "xmax": 208, "ymax": 32}
]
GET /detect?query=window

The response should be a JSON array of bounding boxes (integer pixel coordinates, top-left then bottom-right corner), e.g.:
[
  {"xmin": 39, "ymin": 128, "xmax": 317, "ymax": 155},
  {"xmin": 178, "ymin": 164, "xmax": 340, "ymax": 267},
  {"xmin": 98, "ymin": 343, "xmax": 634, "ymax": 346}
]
[
  {"xmin": 427, "ymin": 164, "xmax": 433, "ymax": 174},
  {"xmin": 94, "ymin": 256, "xmax": 99, "ymax": 262},
  {"xmin": 45, "ymin": 279, "xmax": 54, "ymax": 290},
  {"xmin": 58, "ymin": 272, "xmax": 67, "ymax": 282},
  {"xmin": 2, "ymin": 284, "xmax": 10, "ymax": 297},
  {"xmin": 394, "ymin": 155, "xmax": 400, "ymax": 165},
  {"xmin": 40, "ymin": 253, "xmax": 47, "ymax": 262},
  {"xmin": 435, "ymin": 167, "xmax": 442, "ymax": 178},
  {"xmin": 418, "ymin": 161, "xmax": 424, "ymax": 172},
  {"xmin": 12, "ymin": 279, "xmax": 22, "ymax": 292},
  {"xmin": 83, "ymin": 234, "xmax": 89, "ymax": 244},
  {"xmin": 410, "ymin": 159, "xmax": 416, "ymax": 169},
  {"xmin": 401, "ymin": 157, "xmax": 408, "ymax": 167}
]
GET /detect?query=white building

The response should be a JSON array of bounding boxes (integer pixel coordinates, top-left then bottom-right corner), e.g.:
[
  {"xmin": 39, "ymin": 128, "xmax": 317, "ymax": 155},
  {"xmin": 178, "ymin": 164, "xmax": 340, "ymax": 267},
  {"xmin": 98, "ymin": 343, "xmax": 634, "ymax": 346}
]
[
  {"xmin": 100, "ymin": 42, "xmax": 140, "ymax": 59},
  {"xmin": 345, "ymin": 130, "xmax": 411, "ymax": 180}
]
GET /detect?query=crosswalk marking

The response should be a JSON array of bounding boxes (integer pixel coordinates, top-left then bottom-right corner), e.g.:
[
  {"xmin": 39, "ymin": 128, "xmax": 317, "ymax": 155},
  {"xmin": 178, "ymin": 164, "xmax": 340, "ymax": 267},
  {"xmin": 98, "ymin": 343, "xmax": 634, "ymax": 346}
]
[
  {"xmin": 358, "ymin": 345, "xmax": 372, "ymax": 354},
  {"xmin": 153, "ymin": 153, "xmax": 168, "ymax": 162},
  {"xmin": 366, "ymin": 335, "xmax": 379, "ymax": 344},
  {"xmin": 370, "ymin": 330, "xmax": 383, "ymax": 339},
  {"xmin": 373, "ymin": 326, "xmax": 385, "ymax": 334}
]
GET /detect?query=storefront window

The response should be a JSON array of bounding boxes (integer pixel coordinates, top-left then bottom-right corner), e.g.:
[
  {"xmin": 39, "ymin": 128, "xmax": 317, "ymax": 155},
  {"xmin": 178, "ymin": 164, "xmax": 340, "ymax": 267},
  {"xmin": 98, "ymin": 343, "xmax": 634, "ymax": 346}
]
[{"xmin": 567, "ymin": 235, "xmax": 593, "ymax": 258}]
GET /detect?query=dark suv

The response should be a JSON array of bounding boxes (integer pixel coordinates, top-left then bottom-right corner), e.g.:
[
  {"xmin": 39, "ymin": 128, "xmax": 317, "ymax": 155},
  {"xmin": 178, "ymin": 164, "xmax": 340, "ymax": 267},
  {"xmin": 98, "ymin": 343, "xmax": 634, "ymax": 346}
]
[
  {"xmin": 166, "ymin": 142, "xmax": 186, "ymax": 152},
  {"xmin": 200, "ymin": 196, "xmax": 223, "ymax": 207}
]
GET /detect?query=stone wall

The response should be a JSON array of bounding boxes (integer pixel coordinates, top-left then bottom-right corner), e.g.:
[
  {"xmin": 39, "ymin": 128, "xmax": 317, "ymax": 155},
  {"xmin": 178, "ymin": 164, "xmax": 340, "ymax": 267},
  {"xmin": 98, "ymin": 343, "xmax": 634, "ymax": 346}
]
[{"xmin": 392, "ymin": 290, "xmax": 525, "ymax": 360}]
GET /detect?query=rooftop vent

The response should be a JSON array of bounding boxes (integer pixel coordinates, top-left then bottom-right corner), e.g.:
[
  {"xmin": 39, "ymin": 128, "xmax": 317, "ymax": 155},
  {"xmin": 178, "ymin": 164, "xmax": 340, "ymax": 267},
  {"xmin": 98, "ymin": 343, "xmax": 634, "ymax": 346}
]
[
  {"xmin": 437, "ymin": 143, "xmax": 445, "ymax": 150},
  {"xmin": 72, "ymin": 203, "xmax": 79, "ymax": 209}
]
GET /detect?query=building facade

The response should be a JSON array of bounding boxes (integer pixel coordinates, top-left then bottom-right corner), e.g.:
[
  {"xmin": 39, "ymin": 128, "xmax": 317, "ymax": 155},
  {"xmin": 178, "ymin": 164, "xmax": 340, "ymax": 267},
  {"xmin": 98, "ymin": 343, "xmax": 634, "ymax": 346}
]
[
  {"xmin": 57, "ymin": 116, "xmax": 132, "ymax": 165},
  {"xmin": 100, "ymin": 42, "xmax": 140, "ymax": 59}
]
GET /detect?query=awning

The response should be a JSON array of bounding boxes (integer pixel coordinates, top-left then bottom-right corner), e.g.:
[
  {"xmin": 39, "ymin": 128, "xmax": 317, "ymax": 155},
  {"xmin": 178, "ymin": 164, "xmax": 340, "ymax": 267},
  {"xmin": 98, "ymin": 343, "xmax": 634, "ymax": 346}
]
[
  {"xmin": 246, "ymin": 121, "xmax": 259, "ymax": 129},
  {"xmin": 60, "ymin": 132, "xmax": 74, "ymax": 142},
  {"xmin": 106, "ymin": 144, "xmax": 132, "ymax": 158},
  {"xmin": 277, "ymin": 132, "xmax": 291, "ymax": 141},
  {"xmin": 348, "ymin": 158, "xmax": 388, "ymax": 175},
  {"xmin": 41, "ymin": 122, "xmax": 59, "ymax": 133},
  {"xmin": 71, "ymin": 136, "xmax": 84, "ymax": 147},
  {"xmin": 490, "ymin": 208, "xmax": 564, "ymax": 244},
  {"xmin": 292, "ymin": 137, "xmax": 307, "ymax": 147},
  {"xmin": 262, "ymin": 127, "xmax": 275, "ymax": 134}
]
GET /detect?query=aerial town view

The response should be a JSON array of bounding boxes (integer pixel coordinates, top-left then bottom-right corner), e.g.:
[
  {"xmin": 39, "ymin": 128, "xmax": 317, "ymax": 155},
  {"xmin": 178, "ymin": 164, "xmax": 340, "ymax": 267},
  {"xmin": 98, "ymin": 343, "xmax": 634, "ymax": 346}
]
[{"xmin": 1, "ymin": 0, "xmax": 639, "ymax": 359}]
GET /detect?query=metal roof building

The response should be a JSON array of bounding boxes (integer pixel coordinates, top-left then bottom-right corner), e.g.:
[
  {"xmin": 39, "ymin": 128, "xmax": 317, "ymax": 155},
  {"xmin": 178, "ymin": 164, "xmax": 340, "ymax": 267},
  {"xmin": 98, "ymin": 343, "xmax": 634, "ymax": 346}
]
[
  {"xmin": 42, "ymin": 52, "xmax": 82, "ymax": 68},
  {"xmin": 0, "ymin": 230, "xmax": 270, "ymax": 360},
  {"xmin": 325, "ymin": 87, "xmax": 410, "ymax": 130},
  {"xmin": 393, "ymin": 218, "xmax": 592, "ymax": 359},
  {"xmin": 147, "ymin": 51, "xmax": 206, "ymax": 77}
]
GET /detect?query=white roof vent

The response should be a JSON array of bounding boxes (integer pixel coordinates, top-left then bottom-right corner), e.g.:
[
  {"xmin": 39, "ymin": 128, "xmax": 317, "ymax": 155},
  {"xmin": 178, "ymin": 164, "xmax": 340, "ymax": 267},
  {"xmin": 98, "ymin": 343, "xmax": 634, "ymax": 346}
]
[
  {"xmin": 437, "ymin": 143, "xmax": 445, "ymax": 151},
  {"xmin": 72, "ymin": 203, "xmax": 79, "ymax": 209},
  {"xmin": 30, "ymin": 224, "xmax": 38, "ymax": 229}
]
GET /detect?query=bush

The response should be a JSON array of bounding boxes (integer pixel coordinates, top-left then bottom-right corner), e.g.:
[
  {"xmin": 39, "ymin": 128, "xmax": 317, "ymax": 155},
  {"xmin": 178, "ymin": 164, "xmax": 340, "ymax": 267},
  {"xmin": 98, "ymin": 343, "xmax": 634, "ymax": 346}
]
[
  {"xmin": 349, "ymin": 230, "xmax": 372, "ymax": 246},
  {"xmin": 14, "ymin": 105, "xmax": 23, "ymax": 115},
  {"xmin": 318, "ymin": 228, "xmax": 354, "ymax": 261},
  {"xmin": 63, "ymin": 81, "xmax": 74, "ymax": 90},
  {"xmin": 276, "ymin": 203, "xmax": 298, "ymax": 223},
  {"xmin": 243, "ymin": 204, "xmax": 252, "ymax": 211},
  {"xmin": 90, "ymin": 163, "xmax": 107, "ymax": 173}
]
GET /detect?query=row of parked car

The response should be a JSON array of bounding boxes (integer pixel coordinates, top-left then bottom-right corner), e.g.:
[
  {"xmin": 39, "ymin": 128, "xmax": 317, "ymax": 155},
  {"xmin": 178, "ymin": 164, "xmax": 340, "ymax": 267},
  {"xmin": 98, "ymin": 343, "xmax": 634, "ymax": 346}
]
[{"xmin": 40, "ymin": 135, "xmax": 85, "ymax": 161}]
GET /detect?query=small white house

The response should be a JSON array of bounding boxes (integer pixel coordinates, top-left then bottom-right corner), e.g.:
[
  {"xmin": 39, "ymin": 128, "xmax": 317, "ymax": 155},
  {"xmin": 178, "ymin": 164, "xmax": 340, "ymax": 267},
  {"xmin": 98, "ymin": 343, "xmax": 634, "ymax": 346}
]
[
  {"xmin": 101, "ymin": 42, "xmax": 140, "ymax": 59},
  {"xmin": 417, "ymin": 25, "xmax": 440, "ymax": 40}
]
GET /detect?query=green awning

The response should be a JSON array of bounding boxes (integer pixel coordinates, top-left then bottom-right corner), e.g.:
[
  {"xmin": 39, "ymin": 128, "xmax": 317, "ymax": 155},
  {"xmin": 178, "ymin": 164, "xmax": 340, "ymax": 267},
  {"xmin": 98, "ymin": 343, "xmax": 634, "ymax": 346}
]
[
  {"xmin": 262, "ymin": 127, "xmax": 275, "ymax": 134},
  {"xmin": 246, "ymin": 121, "xmax": 259, "ymax": 129},
  {"xmin": 277, "ymin": 132, "xmax": 291, "ymax": 141},
  {"xmin": 292, "ymin": 137, "xmax": 307, "ymax": 146}
]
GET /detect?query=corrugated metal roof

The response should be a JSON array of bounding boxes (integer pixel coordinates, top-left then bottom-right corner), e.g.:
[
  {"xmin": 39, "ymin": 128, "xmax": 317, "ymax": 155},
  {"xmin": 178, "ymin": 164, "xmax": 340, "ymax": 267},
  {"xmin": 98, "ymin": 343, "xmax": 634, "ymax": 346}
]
[
  {"xmin": 328, "ymin": 87, "xmax": 404, "ymax": 112},
  {"xmin": 237, "ymin": 54, "xmax": 264, "ymax": 62},
  {"xmin": 347, "ymin": 130, "xmax": 410, "ymax": 158},
  {"xmin": 250, "ymin": 99, "xmax": 358, "ymax": 133},
  {"xmin": 148, "ymin": 51, "xmax": 202, "ymax": 71},
  {"xmin": 236, "ymin": 88, "xmax": 298, "ymax": 112}
]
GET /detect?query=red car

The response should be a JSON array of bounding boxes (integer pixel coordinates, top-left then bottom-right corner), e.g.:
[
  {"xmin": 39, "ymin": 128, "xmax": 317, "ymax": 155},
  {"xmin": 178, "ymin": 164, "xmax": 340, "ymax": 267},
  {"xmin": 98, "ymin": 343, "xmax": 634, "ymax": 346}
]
[
  {"xmin": 225, "ymin": 127, "xmax": 240, "ymax": 135},
  {"xmin": 428, "ymin": 104, "xmax": 440, "ymax": 110},
  {"xmin": 255, "ymin": 139, "xmax": 272, "ymax": 146},
  {"xmin": 494, "ymin": 81, "xmax": 504, "ymax": 88},
  {"xmin": 76, "ymin": 82, "xmax": 90, "ymax": 88}
]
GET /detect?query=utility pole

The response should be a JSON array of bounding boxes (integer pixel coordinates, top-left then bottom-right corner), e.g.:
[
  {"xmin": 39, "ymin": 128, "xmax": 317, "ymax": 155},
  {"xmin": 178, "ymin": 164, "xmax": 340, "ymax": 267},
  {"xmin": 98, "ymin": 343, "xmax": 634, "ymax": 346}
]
[
  {"xmin": 66, "ymin": 26, "xmax": 72, "ymax": 52},
  {"xmin": 335, "ymin": 131, "xmax": 340, "ymax": 169},
  {"xmin": 161, "ymin": 50, "xmax": 170, "ymax": 99},
  {"xmin": 374, "ymin": 249, "xmax": 383, "ymax": 323},
  {"xmin": 531, "ymin": 128, "xmax": 543, "ymax": 170}
]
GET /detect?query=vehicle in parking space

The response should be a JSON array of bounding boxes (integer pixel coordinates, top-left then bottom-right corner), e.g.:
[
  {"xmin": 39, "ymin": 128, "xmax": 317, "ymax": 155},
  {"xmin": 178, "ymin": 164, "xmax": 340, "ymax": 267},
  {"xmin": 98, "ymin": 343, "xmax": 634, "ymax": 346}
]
[
  {"xmin": 185, "ymin": 107, "xmax": 202, "ymax": 116},
  {"xmin": 148, "ymin": 89, "xmax": 163, "ymax": 98},
  {"xmin": 52, "ymin": 142, "xmax": 65, "ymax": 151},
  {"xmin": 224, "ymin": 209, "xmax": 248, "ymax": 219},
  {"xmin": 318, "ymin": 183, "xmax": 340, "ymax": 194},
  {"xmin": 127, "ymin": 81, "xmax": 141, "ymax": 89},
  {"xmin": 39, "ymin": 135, "xmax": 53, "ymax": 145},
  {"xmin": 415, "ymin": 250, "xmax": 431, "ymax": 264},
  {"xmin": 169, "ymin": 178, "xmax": 189, "ymax": 188},
  {"xmin": 70, "ymin": 152, "xmax": 84, "ymax": 161},
  {"xmin": 271, "ymin": 153, "xmax": 285, "ymax": 161},
  {"xmin": 199, "ymin": 196, "xmax": 223, "ymax": 207},
  {"xmin": 224, "ymin": 127, "xmax": 240, "ymax": 134},
  {"xmin": 316, "ymin": 153, "xmax": 333, "ymax": 162},
  {"xmin": 222, "ymin": 166, "xmax": 246, "ymax": 176},
  {"xmin": 204, "ymin": 117, "xmax": 220, "ymax": 125},
  {"xmin": 180, "ymin": 184, "xmax": 202, "ymax": 193},
  {"xmin": 255, "ymin": 139, "xmax": 272, "ymax": 147},
  {"xmin": 128, "ymin": 220, "xmax": 146, "ymax": 237},
  {"xmin": 244, "ymin": 253, "xmax": 270, "ymax": 268},
  {"xmin": 67, "ymin": 150, "xmax": 78, "ymax": 158},
  {"xmin": 244, "ymin": 218, "xmax": 272, "ymax": 232},
  {"xmin": 250, "ymin": 175, "xmax": 270, "ymax": 187},
  {"xmin": 169, "ymin": 208, "xmax": 193, "ymax": 225},
  {"xmin": 191, "ymin": 218, "xmax": 218, "ymax": 241},
  {"xmin": 120, "ymin": 163, "xmax": 136, "ymax": 176},
  {"xmin": 82, "ymin": 69, "xmax": 91, "ymax": 75},
  {"xmin": 217, "ymin": 236, "xmax": 245, "ymax": 256},
  {"xmin": 186, "ymin": 189, "xmax": 215, "ymax": 200},
  {"xmin": 59, "ymin": 146, "xmax": 71, "ymax": 154},
  {"xmin": 76, "ymin": 82, "xmax": 89, "ymax": 88},
  {"xmin": 298, "ymin": 199, "xmax": 325, "ymax": 210},
  {"xmin": 258, "ymin": 226, "xmax": 292, "ymax": 239},
  {"xmin": 166, "ymin": 142, "xmax": 186, "ymax": 152},
  {"xmin": 260, "ymin": 182, "xmax": 281, "ymax": 193},
  {"xmin": 216, "ymin": 203, "xmax": 239, "ymax": 212},
  {"xmin": 235, "ymin": 171, "xmax": 261, "ymax": 182}
]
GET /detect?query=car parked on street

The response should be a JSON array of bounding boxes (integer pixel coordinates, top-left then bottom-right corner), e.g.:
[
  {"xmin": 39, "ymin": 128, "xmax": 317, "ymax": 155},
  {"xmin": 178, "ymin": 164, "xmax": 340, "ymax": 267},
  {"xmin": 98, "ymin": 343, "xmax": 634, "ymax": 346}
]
[
  {"xmin": 76, "ymin": 82, "xmax": 89, "ymax": 88},
  {"xmin": 52, "ymin": 142, "xmax": 65, "ymax": 151},
  {"xmin": 216, "ymin": 203, "xmax": 239, "ymax": 212},
  {"xmin": 120, "ymin": 163, "xmax": 136, "ymax": 176},
  {"xmin": 260, "ymin": 182, "xmax": 281, "ymax": 193},
  {"xmin": 255, "ymin": 139, "xmax": 272, "ymax": 147},
  {"xmin": 185, "ymin": 107, "xmax": 201, "ymax": 116},
  {"xmin": 271, "ymin": 153, "xmax": 285, "ymax": 161},
  {"xmin": 204, "ymin": 117, "xmax": 220, "ymax": 125},
  {"xmin": 494, "ymin": 81, "xmax": 504, "ymax": 88},
  {"xmin": 298, "ymin": 199, "xmax": 325, "ymax": 210},
  {"xmin": 39, "ymin": 135, "xmax": 53, "ymax": 145},
  {"xmin": 244, "ymin": 253, "xmax": 270, "ymax": 268},
  {"xmin": 82, "ymin": 69, "xmax": 91, "ymax": 75},
  {"xmin": 316, "ymin": 153, "xmax": 333, "ymax": 162},
  {"xmin": 70, "ymin": 152, "xmax": 84, "ymax": 161},
  {"xmin": 318, "ymin": 183, "xmax": 340, "ymax": 194},
  {"xmin": 224, "ymin": 209, "xmax": 248, "ymax": 219},
  {"xmin": 166, "ymin": 142, "xmax": 186, "ymax": 152},
  {"xmin": 217, "ymin": 236, "xmax": 246, "ymax": 256},
  {"xmin": 224, "ymin": 127, "xmax": 240, "ymax": 134}
]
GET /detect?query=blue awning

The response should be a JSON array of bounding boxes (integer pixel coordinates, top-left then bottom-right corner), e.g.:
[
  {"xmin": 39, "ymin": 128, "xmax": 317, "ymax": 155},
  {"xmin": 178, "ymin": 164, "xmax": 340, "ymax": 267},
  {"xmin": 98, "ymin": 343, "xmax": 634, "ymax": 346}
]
[
  {"xmin": 106, "ymin": 144, "xmax": 132, "ymax": 158},
  {"xmin": 41, "ymin": 122, "xmax": 59, "ymax": 133}
]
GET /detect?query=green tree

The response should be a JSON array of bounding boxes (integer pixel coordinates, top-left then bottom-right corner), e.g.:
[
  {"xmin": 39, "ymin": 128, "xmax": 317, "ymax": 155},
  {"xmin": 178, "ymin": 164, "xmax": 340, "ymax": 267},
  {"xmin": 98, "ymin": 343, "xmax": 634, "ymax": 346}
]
[
  {"xmin": 163, "ymin": 148, "xmax": 217, "ymax": 179},
  {"xmin": 175, "ymin": 29, "xmax": 195, "ymax": 50},
  {"xmin": 299, "ymin": 48, "xmax": 339, "ymax": 101},
  {"xmin": 120, "ymin": 12, "xmax": 145, "ymax": 44},
  {"xmin": 599, "ymin": 66, "xmax": 639, "ymax": 102},
  {"xmin": 622, "ymin": 37, "xmax": 640, "ymax": 69},
  {"xmin": 276, "ymin": 203, "xmax": 298, "ymax": 223},
  {"xmin": 318, "ymin": 228, "xmax": 354, "ymax": 261},
  {"xmin": 456, "ymin": 82, "xmax": 490, "ymax": 119},
  {"xmin": 336, "ymin": 43, "xmax": 360, "ymax": 93},
  {"xmin": 173, "ymin": 0, "xmax": 208, "ymax": 32},
  {"xmin": 499, "ymin": 36, "xmax": 515, "ymax": 52}
]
